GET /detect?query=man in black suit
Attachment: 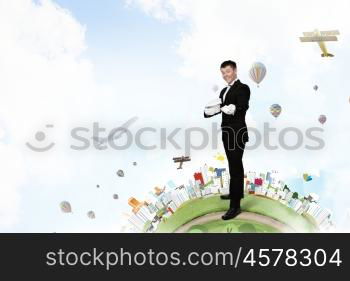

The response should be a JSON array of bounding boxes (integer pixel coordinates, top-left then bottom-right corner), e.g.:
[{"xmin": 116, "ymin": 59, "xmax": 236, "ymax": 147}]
[{"xmin": 204, "ymin": 60, "xmax": 250, "ymax": 220}]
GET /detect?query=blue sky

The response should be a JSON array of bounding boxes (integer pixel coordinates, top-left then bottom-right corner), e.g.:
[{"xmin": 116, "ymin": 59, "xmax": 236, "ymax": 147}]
[{"xmin": 55, "ymin": 0, "xmax": 185, "ymax": 83}]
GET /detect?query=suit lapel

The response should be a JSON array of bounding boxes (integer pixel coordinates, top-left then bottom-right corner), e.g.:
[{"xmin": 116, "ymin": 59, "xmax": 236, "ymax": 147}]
[{"xmin": 223, "ymin": 79, "xmax": 240, "ymax": 104}]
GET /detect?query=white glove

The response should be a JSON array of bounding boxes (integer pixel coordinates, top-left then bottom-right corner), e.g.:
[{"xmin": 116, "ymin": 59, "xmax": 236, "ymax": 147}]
[
  {"xmin": 221, "ymin": 104, "xmax": 236, "ymax": 115},
  {"xmin": 204, "ymin": 98, "xmax": 221, "ymax": 116},
  {"xmin": 204, "ymin": 106, "xmax": 220, "ymax": 116}
]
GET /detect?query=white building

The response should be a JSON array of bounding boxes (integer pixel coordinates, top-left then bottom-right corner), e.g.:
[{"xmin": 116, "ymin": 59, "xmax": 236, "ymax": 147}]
[
  {"xmin": 222, "ymin": 170, "xmax": 230, "ymax": 189},
  {"xmin": 137, "ymin": 206, "xmax": 154, "ymax": 222},
  {"xmin": 220, "ymin": 187, "xmax": 229, "ymax": 195},
  {"xmin": 288, "ymin": 198, "xmax": 303, "ymax": 213},
  {"xmin": 247, "ymin": 171, "xmax": 256, "ymax": 182},
  {"xmin": 285, "ymin": 191, "xmax": 294, "ymax": 203},
  {"xmin": 128, "ymin": 213, "xmax": 146, "ymax": 232},
  {"xmin": 168, "ymin": 201, "xmax": 178, "ymax": 213},
  {"xmin": 186, "ymin": 185, "xmax": 197, "ymax": 199},
  {"xmin": 201, "ymin": 164, "xmax": 209, "ymax": 184},
  {"xmin": 213, "ymin": 177, "xmax": 221, "ymax": 188},
  {"xmin": 211, "ymin": 186, "xmax": 220, "ymax": 194},
  {"xmin": 314, "ymin": 208, "xmax": 332, "ymax": 225},
  {"xmin": 155, "ymin": 200, "xmax": 165, "ymax": 210}
]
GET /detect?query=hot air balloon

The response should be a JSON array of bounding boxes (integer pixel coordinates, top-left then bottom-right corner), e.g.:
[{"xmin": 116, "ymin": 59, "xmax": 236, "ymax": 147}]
[
  {"xmin": 313, "ymin": 85, "xmax": 319, "ymax": 92},
  {"xmin": 116, "ymin": 169, "xmax": 124, "ymax": 177},
  {"xmin": 249, "ymin": 62, "xmax": 266, "ymax": 87},
  {"xmin": 212, "ymin": 84, "xmax": 219, "ymax": 92},
  {"xmin": 133, "ymin": 161, "xmax": 137, "ymax": 166},
  {"xmin": 318, "ymin": 114, "xmax": 327, "ymax": 125},
  {"xmin": 87, "ymin": 211, "xmax": 95, "ymax": 219},
  {"xmin": 270, "ymin": 104, "xmax": 282, "ymax": 118},
  {"xmin": 113, "ymin": 194, "xmax": 119, "ymax": 200},
  {"xmin": 303, "ymin": 173, "xmax": 313, "ymax": 182},
  {"xmin": 60, "ymin": 201, "xmax": 72, "ymax": 213}
]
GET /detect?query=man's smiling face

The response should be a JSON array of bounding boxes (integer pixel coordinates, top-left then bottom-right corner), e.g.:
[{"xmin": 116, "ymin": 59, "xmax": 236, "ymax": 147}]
[{"xmin": 220, "ymin": 65, "xmax": 237, "ymax": 84}]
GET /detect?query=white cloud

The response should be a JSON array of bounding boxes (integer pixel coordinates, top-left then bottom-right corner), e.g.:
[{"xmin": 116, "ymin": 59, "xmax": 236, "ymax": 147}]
[
  {"xmin": 0, "ymin": 0, "xmax": 97, "ymax": 228},
  {"xmin": 0, "ymin": 144, "xmax": 24, "ymax": 227},
  {"xmin": 124, "ymin": 0, "xmax": 191, "ymax": 22}
]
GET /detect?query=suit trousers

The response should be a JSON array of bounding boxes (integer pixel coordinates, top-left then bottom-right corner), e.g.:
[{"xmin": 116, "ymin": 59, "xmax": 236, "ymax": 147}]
[{"xmin": 221, "ymin": 126, "xmax": 246, "ymax": 208}]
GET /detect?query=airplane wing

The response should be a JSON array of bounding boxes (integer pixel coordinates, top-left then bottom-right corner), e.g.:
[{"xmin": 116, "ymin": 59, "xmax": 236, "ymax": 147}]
[
  {"xmin": 320, "ymin": 30, "xmax": 340, "ymax": 36},
  {"xmin": 303, "ymin": 32, "xmax": 315, "ymax": 37},
  {"xmin": 299, "ymin": 36, "xmax": 338, "ymax": 42}
]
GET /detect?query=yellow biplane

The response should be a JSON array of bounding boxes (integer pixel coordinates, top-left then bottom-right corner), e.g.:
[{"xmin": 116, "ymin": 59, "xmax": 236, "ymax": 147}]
[{"xmin": 299, "ymin": 29, "xmax": 339, "ymax": 57}]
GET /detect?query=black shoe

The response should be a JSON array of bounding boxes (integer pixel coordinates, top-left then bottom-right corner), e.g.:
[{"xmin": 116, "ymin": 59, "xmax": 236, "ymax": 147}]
[
  {"xmin": 220, "ymin": 194, "xmax": 230, "ymax": 200},
  {"xmin": 221, "ymin": 207, "xmax": 241, "ymax": 220}
]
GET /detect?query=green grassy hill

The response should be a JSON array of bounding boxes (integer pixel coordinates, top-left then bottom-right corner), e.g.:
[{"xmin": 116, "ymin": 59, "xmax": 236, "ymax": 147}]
[{"xmin": 155, "ymin": 194, "xmax": 318, "ymax": 233}]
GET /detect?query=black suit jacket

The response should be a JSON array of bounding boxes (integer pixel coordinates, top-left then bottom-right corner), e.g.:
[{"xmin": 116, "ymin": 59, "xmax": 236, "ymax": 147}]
[{"xmin": 204, "ymin": 79, "xmax": 250, "ymax": 143}]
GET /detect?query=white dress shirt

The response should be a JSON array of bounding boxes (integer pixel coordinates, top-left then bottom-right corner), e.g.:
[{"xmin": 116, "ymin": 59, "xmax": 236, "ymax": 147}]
[{"xmin": 223, "ymin": 77, "xmax": 238, "ymax": 102}]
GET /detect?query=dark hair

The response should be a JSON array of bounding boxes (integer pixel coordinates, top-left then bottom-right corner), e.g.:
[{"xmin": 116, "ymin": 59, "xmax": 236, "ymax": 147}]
[{"xmin": 220, "ymin": 60, "xmax": 237, "ymax": 70}]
